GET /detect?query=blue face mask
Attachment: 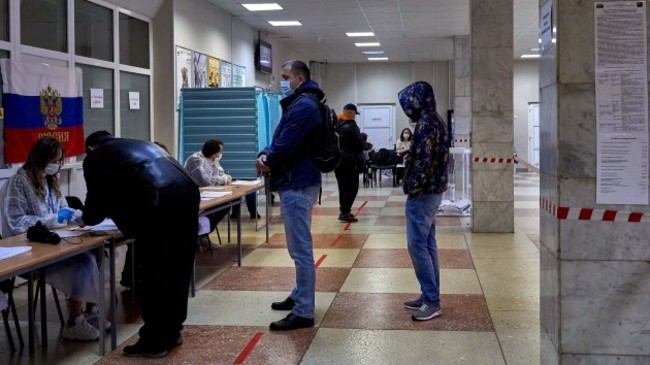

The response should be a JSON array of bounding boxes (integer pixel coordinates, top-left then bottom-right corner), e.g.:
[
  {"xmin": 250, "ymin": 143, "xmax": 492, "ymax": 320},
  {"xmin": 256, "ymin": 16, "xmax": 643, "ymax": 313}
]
[{"xmin": 280, "ymin": 80, "xmax": 293, "ymax": 96}]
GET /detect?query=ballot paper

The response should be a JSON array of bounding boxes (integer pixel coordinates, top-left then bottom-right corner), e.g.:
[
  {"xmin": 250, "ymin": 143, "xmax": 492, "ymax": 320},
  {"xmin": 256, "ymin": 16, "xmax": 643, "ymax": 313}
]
[
  {"xmin": 72, "ymin": 218, "xmax": 119, "ymax": 232},
  {"xmin": 0, "ymin": 246, "xmax": 32, "ymax": 261},
  {"xmin": 200, "ymin": 191, "xmax": 233, "ymax": 200},
  {"xmin": 231, "ymin": 179, "xmax": 262, "ymax": 186}
]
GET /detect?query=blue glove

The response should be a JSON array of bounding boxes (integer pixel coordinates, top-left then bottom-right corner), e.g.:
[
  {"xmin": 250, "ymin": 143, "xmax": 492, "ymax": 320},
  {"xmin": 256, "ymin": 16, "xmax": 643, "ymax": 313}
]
[{"xmin": 57, "ymin": 208, "xmax": 75, "ymax": 223}]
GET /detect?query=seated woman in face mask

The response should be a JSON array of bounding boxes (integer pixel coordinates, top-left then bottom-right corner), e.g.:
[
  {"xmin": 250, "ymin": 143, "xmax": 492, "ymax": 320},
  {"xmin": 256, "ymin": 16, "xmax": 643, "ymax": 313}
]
[
  {"xmin": 396, "ymin": 127, "xmax": 413, "ymax": 156},
  {"xmin": 3, "ymin": 136, "xmax": 106, "ymax": 341}
]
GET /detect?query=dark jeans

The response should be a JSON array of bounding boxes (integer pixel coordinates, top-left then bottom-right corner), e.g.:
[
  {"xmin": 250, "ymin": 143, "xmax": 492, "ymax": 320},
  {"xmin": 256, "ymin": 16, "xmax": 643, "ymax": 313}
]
[
  {"xmin": 136, "ymin": 188, "xmax": 199, "ymax": 347},
  {"xmin": 334, "ymin": 163, "xmax": 360, "ymax": 215}
]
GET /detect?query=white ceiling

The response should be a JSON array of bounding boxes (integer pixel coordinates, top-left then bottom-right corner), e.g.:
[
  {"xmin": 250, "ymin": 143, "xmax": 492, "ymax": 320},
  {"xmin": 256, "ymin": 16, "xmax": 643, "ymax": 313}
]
[{"xmin": 108, "ymin": 0, "xmax": 540, "ymax": 63}]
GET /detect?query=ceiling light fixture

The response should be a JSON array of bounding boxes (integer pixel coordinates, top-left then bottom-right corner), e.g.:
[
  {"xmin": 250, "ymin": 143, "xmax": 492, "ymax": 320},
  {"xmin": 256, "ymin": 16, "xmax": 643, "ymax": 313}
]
[
  {"xmin": 346, "ymin": 32, "xmax": 375, "ymax": 37},
  {"xmin": 368, "ymin": 57, "xmax": 388, "ymax": 61},
  {"xmin": 362, "ymin": 50, "xmax": 385, "ymax": 55},
  {"xmin": 242, "ymin": 3, "xmax": 283, "ymax": 11},
  {"xmin": 268, "ymin": 20, "xmax": 302, "ymax": 26},
  {"xmin": 355, "ymin": 42, "xmax": 380, "ymax": 47},
  {"xmin": 521, "ymin": 54, "xmax": 541, "ymax": 59}
]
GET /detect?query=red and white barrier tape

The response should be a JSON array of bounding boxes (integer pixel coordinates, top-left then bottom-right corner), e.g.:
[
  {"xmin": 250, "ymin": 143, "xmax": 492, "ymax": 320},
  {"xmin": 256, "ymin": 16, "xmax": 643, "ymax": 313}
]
[
  {"xmin": 514, "ymin": 157, "xmax": 540, "ymax": 174},
  {"xmin": 473, "ymin": 157, "xmax": 514, "ymax": 163},
  {"xmin": 540, "ymin": 197, "xmax": 650, "ymax": 223}
]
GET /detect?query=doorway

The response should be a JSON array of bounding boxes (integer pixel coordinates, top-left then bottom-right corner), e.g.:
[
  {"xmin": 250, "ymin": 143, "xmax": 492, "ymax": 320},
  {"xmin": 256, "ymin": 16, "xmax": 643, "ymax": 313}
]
[
  {"xmin": 359, "ymin": 104, "xmax": 395, "ymax": 150},
  {"xmin": 527, "ymin": 102, "xmax": 540, "ymax": 168}
]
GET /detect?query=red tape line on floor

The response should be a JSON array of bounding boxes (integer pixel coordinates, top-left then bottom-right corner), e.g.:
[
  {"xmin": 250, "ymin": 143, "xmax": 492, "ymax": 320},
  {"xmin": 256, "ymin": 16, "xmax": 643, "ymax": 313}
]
[
  {"xmin": 473, "ymin": 157, "xmax": 514, "ymax": 164},
  {"xmin": 540, "ymin": 197, "xmax": 649, "ymax": 223},
  {"xmin": 514, "ymin": 157, "xmax": 540, "ymax": 174},
  {"xmin": 234, "ymin": 332, "xmax": 263, "ymax": 364},
  {"xmin": 315, "ymin": 254, "xmax": 327, "ymax": 268},
  {"xmin": 330, "ymin": 234, "xmax": 343, "ymax": 247}
]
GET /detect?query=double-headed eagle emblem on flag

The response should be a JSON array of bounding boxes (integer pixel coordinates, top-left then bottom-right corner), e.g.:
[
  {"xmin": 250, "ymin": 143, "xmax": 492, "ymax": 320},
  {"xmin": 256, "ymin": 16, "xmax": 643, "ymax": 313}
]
[{"xmin": 40, "ymin": 85, "xmax": 62, "ymax": 130}]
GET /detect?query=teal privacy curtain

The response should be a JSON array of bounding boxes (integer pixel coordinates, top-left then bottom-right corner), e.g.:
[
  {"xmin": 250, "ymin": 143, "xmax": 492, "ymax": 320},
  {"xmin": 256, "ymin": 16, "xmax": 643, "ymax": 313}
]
[{"xmin": 179, "ymin": 87, "xmax": 282, "ymax": 180}]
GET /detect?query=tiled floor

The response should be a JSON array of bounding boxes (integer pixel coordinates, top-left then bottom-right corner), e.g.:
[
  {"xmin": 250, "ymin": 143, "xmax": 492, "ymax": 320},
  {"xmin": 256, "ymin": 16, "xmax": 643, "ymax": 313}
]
[{"xmin": 0, "ymin": 172, "xmax": 541, "ymax": 364}]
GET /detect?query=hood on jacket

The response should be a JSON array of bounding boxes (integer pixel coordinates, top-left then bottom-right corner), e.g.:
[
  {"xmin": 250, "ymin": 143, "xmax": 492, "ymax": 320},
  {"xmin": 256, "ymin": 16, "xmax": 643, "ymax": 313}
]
[
  {"xmin": 280, "ymin": 79, "xmax": 324, "ymax": 111},
  {"xmin": 397, "ymin": 81, "xmax": 437, "ymax": 121}
]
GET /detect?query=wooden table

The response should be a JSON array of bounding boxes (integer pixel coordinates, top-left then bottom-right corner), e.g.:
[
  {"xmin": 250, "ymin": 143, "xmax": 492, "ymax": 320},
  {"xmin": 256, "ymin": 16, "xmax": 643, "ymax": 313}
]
[{"xmin": 0, "ymin": 232, "xmax": 111, "ymax": 353}]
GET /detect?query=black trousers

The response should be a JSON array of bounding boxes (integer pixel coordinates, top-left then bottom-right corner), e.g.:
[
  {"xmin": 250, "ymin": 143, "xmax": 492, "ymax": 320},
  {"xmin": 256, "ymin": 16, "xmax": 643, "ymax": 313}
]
[
  {"xmin": 136, "ymin": 189, "xmax": 199, "ymax": 348},
  {"xmin": 334, "ymin": 163, "xmax": 360, "ymax": 214}
]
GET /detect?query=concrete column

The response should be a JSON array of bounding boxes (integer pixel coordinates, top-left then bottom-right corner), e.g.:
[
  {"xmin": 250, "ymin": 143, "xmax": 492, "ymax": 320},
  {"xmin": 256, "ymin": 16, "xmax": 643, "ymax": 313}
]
[
  {"xmin": 454, "ymin": 36, "xmax": 471, "ymax": 148},
  {"xmin": 470, "ymin": 0, "xmax": 514, "ymax": 232},
  {"xmin": 540, "ymin": 1, "xmax": 650, "ymax": 363}
]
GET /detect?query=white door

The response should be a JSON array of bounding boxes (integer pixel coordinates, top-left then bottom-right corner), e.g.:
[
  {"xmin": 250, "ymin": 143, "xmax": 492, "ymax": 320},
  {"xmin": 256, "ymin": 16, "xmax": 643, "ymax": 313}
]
[
  {"xmin": 359, "ymin": 105, "xmax": 394, "ymax": 150},
  {"xmin": 528, "ymin": 102, "xmax": 540, "ymax": 168}
]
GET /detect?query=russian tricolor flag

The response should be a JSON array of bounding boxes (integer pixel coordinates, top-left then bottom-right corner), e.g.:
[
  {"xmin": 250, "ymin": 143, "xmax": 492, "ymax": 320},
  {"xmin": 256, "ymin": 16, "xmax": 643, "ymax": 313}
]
[{"xmin": 1, "ymin": 60, "xmax": 84, "ymax": 163}]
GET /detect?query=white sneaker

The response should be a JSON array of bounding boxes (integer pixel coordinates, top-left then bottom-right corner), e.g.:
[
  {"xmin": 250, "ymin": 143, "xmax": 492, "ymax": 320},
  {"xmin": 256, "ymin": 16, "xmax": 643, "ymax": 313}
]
[
  {"xmin": 61, "ymin": 314, "xmax": 99, "ymax": 341},
  {"xmin": 86, "ymin": 306, "xmax": 112, "ymax": 332}
]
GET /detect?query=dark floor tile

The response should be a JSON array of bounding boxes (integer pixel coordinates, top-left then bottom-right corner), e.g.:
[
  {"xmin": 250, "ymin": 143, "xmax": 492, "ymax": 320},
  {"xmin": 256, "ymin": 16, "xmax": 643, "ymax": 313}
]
[
  {"xmin": 353, "ymin": 249, "xmax": 474, "ymax": 269},
  {"xmin": 321, "ymin": 293, "xmax": 493, "ymax": 332},
  {"xmin": 265, "ymin": 233, "xmax": 367, "ymax": 248},
  {"xmin": 194, "ymin": 245, "xmax": 255, "ymax": 267},
  {"xmin": 374, "ymin": 216, "xmax": 461, "ymax": 227},
  {"xmin": 203, "ymin": 267, "xmax": 350, "ymax": 292},
  {"xmin": 95, "ymin": 325, "xmax": 317, "ymax": 365}
]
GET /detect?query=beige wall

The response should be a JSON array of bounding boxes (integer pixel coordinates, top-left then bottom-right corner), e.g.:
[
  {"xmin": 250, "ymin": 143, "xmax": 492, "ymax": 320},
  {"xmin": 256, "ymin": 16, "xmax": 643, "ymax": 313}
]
[{"xmin": 321, "ymin": 62, "xmax": 450, "ymax": 142}]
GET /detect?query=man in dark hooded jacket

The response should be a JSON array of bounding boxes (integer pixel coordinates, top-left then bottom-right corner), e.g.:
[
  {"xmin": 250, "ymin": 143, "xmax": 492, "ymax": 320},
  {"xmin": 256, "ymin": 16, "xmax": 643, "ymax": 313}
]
[
  {"xmin": 397, "ymin": 81, "xmax": 449, "ymax": 321},
  {"xmin": 82, "ymin": 132, "xmax": 200, "ymax": 357},
  {"xmin": 256, "ymin": 60, "xmax": 322, "ymax": 331},
  {"xmin": 335, "ymin": 103, "xmax": 365, "ymax": 222}
]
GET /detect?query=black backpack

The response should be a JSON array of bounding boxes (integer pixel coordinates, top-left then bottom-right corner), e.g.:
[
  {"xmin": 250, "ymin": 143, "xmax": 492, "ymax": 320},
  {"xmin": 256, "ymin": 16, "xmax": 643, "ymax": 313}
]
[{"xmin": 305, "ymin": 96, "xmax": 341, "ymax": 173}]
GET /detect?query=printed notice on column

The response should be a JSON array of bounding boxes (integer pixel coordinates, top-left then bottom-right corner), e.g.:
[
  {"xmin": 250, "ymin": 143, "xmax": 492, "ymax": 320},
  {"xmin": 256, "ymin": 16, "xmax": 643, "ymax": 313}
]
[{"xmin": 595, "ymin": 1, "xmax": 648, "ymax": 204}]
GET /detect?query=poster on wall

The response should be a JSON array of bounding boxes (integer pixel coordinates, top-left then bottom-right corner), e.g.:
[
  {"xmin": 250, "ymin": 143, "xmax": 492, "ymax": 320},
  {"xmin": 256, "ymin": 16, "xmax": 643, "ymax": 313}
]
[
  {"xmin": 208, "ymin": 56, "xmax": 221, "ymax": 88},
  {"xmin": 232, "ymin": 64, "xmax": 246, "ymax": 87},
  {"xmin": 220, "ymin": 61, "xmax": 232, "ymax": 87},
  {"xmin": 594, "ymin": 1, "xmax": 649, "ymax": 205},
  {"xmin": 192, "ymin": 52, "xmax": 208, "ymax": 88},
  {"xmin": 176, "ymin": 46, "xmax": 193, "ymax": 107}
]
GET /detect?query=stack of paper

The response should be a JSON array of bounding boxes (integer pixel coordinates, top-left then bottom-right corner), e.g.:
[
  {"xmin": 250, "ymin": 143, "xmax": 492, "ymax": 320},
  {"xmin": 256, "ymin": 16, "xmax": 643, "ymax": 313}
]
[
  {"xmin": 231, "ymin": 179, "xmax": 262, "ymax": 186},
  {"xmin": 200, "ymin": 191, "xmax": 233, "ymax": 200},
  {"xmin": 0, "ymin": 246, "xmax": 32, "ymax": 261},
  {"xmin": 72, "ymin": 218, "xmax": 119, "ymax": 231}
]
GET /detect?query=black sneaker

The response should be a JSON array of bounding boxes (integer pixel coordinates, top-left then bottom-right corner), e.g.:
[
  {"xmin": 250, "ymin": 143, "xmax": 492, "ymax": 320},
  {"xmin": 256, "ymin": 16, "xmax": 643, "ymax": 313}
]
[
  {"xmin": 269, "ymin": 313, "xmax": 314, "ymax": 331},
  {"xmin": 271, "ymin": 296, "xmax": 295, "ymax": 310},
  {"xmin": 123, "ymin": 340, "xmax": 169, "ymax": 358},
  {"xmin": 338, "ymin": 213, "xmax": 358, "ymax": 223}
]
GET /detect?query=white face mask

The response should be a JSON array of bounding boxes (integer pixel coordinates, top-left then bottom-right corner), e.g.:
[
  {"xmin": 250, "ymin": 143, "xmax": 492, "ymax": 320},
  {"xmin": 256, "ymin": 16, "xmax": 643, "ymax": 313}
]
[
  {"xmin": 403, "ymin": 133, "xmax": 411, "ymax": 139},
  {"xmin": 215, "ymin": 153, "xmax": 222, "ymax": 161},
  {"xmin": 44, "ymin": 163, "xmax": 60, "ymax": 176}
]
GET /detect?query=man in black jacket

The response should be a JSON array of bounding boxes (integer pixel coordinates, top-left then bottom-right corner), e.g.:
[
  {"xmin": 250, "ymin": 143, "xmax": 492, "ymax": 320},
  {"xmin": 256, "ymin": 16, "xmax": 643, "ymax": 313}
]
[
  {"xmin": 335, "ymin": 104, "xmax": 365, "ymax": 222},
  {"xmin": 82, "ymin": 132, "xmax": 200, "ymax": 358}
]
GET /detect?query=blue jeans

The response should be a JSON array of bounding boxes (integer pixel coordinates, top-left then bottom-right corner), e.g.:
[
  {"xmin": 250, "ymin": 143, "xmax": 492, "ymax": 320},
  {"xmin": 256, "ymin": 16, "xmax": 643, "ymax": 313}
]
[
  {"xmin": 279, "ymin": 184, "xmax": 320, "ymax": 318},
  {"xmin": 405, "ymin": 193, "xmax": 443, "ymax": 306}
]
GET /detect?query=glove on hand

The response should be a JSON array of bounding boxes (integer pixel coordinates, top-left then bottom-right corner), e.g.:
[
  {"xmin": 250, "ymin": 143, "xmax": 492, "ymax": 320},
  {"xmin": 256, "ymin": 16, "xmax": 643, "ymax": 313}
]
[{"xmin": 56, "ymin": 208, "xmax": 75, "ymax": 223}]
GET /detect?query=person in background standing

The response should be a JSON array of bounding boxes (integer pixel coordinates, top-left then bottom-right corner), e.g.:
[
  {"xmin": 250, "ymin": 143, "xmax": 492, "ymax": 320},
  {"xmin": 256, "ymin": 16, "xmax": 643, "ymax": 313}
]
[
  {"xmin": 396, "ymin": 127, "xmax": 413, "ymax": 156},
  {"xmin": 398, "ymin": 81, "xmax": 449, "ymax": 321},
  {"xmin": 335, "ymin": 103, "xmax": 365, "ymax": 223}
]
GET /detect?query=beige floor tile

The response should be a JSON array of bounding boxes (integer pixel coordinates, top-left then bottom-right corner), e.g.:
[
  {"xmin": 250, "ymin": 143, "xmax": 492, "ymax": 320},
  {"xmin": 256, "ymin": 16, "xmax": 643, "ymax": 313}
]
[
  {"xmin": 515, "ymin": 200, "xmax": 540, "ymax": 209},
  {"xmin": 301, "ymin": 328, "xmax": 505, "ymax": 365},
  {"xmin": 185, "ymin": 290, "xmax": 336, "ymax": 326},
  {"xmin": 514, "ymin": 187, "xmax": 540, "ymax": 196},
  {"xmin": 484, "ymin": 294, "xmax": 539, "ymax": 311},
  {"xmin": 491, "ymin": 311, "xmax": 540, "ymax": 365},
  {"xmin": 380, "ymin": 207, "xmax": 405, "ymax": 216},
  {"xmin": 324, "ymin": 225, "xmax": 405, "ymax": 234},
  {"xmin": 387, "ymin": 195, "xmax": 407, "ymax": 202},
  {"xmin": 313, "ymin": 248, "xmax": 361, "ymax": 267},
  {"xmin": 340, "ymin": 268, "xmax": 482, "ymax": 294},
  {"xmin": 464, "ymin": 232, "xmax": 539, "ymax": 259}
]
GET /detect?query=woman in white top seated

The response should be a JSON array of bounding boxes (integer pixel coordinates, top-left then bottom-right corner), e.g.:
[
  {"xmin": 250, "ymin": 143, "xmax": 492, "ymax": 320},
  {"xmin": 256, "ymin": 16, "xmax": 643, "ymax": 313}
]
[
  {"xmin": 396, "ymin": 127, "xmax": 413, "ymax": 156},
  {"xmin": 3, "ymin": 136, "xmax": 104, "ymax": 341},
  {"xmin": 184, "ymin": 139, "xmax": 259, "ymax": 220}
]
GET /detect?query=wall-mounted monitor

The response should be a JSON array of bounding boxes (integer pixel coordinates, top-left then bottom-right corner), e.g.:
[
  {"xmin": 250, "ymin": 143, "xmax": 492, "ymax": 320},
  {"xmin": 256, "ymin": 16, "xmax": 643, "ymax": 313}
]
[{"xmin": 256, "ymin": 39, "xmax": 272, "ymax": 74}]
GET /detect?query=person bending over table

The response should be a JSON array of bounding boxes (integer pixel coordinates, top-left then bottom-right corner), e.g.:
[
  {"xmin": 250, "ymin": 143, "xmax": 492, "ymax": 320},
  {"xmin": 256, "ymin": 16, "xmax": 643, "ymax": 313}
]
[
  {"xmin": 3, "ymin": 136, "xmax": 105, "ymax": 341},
  {"xmin": 82, "ymin": 131, "xmax": 199, "ymax": 358}
]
